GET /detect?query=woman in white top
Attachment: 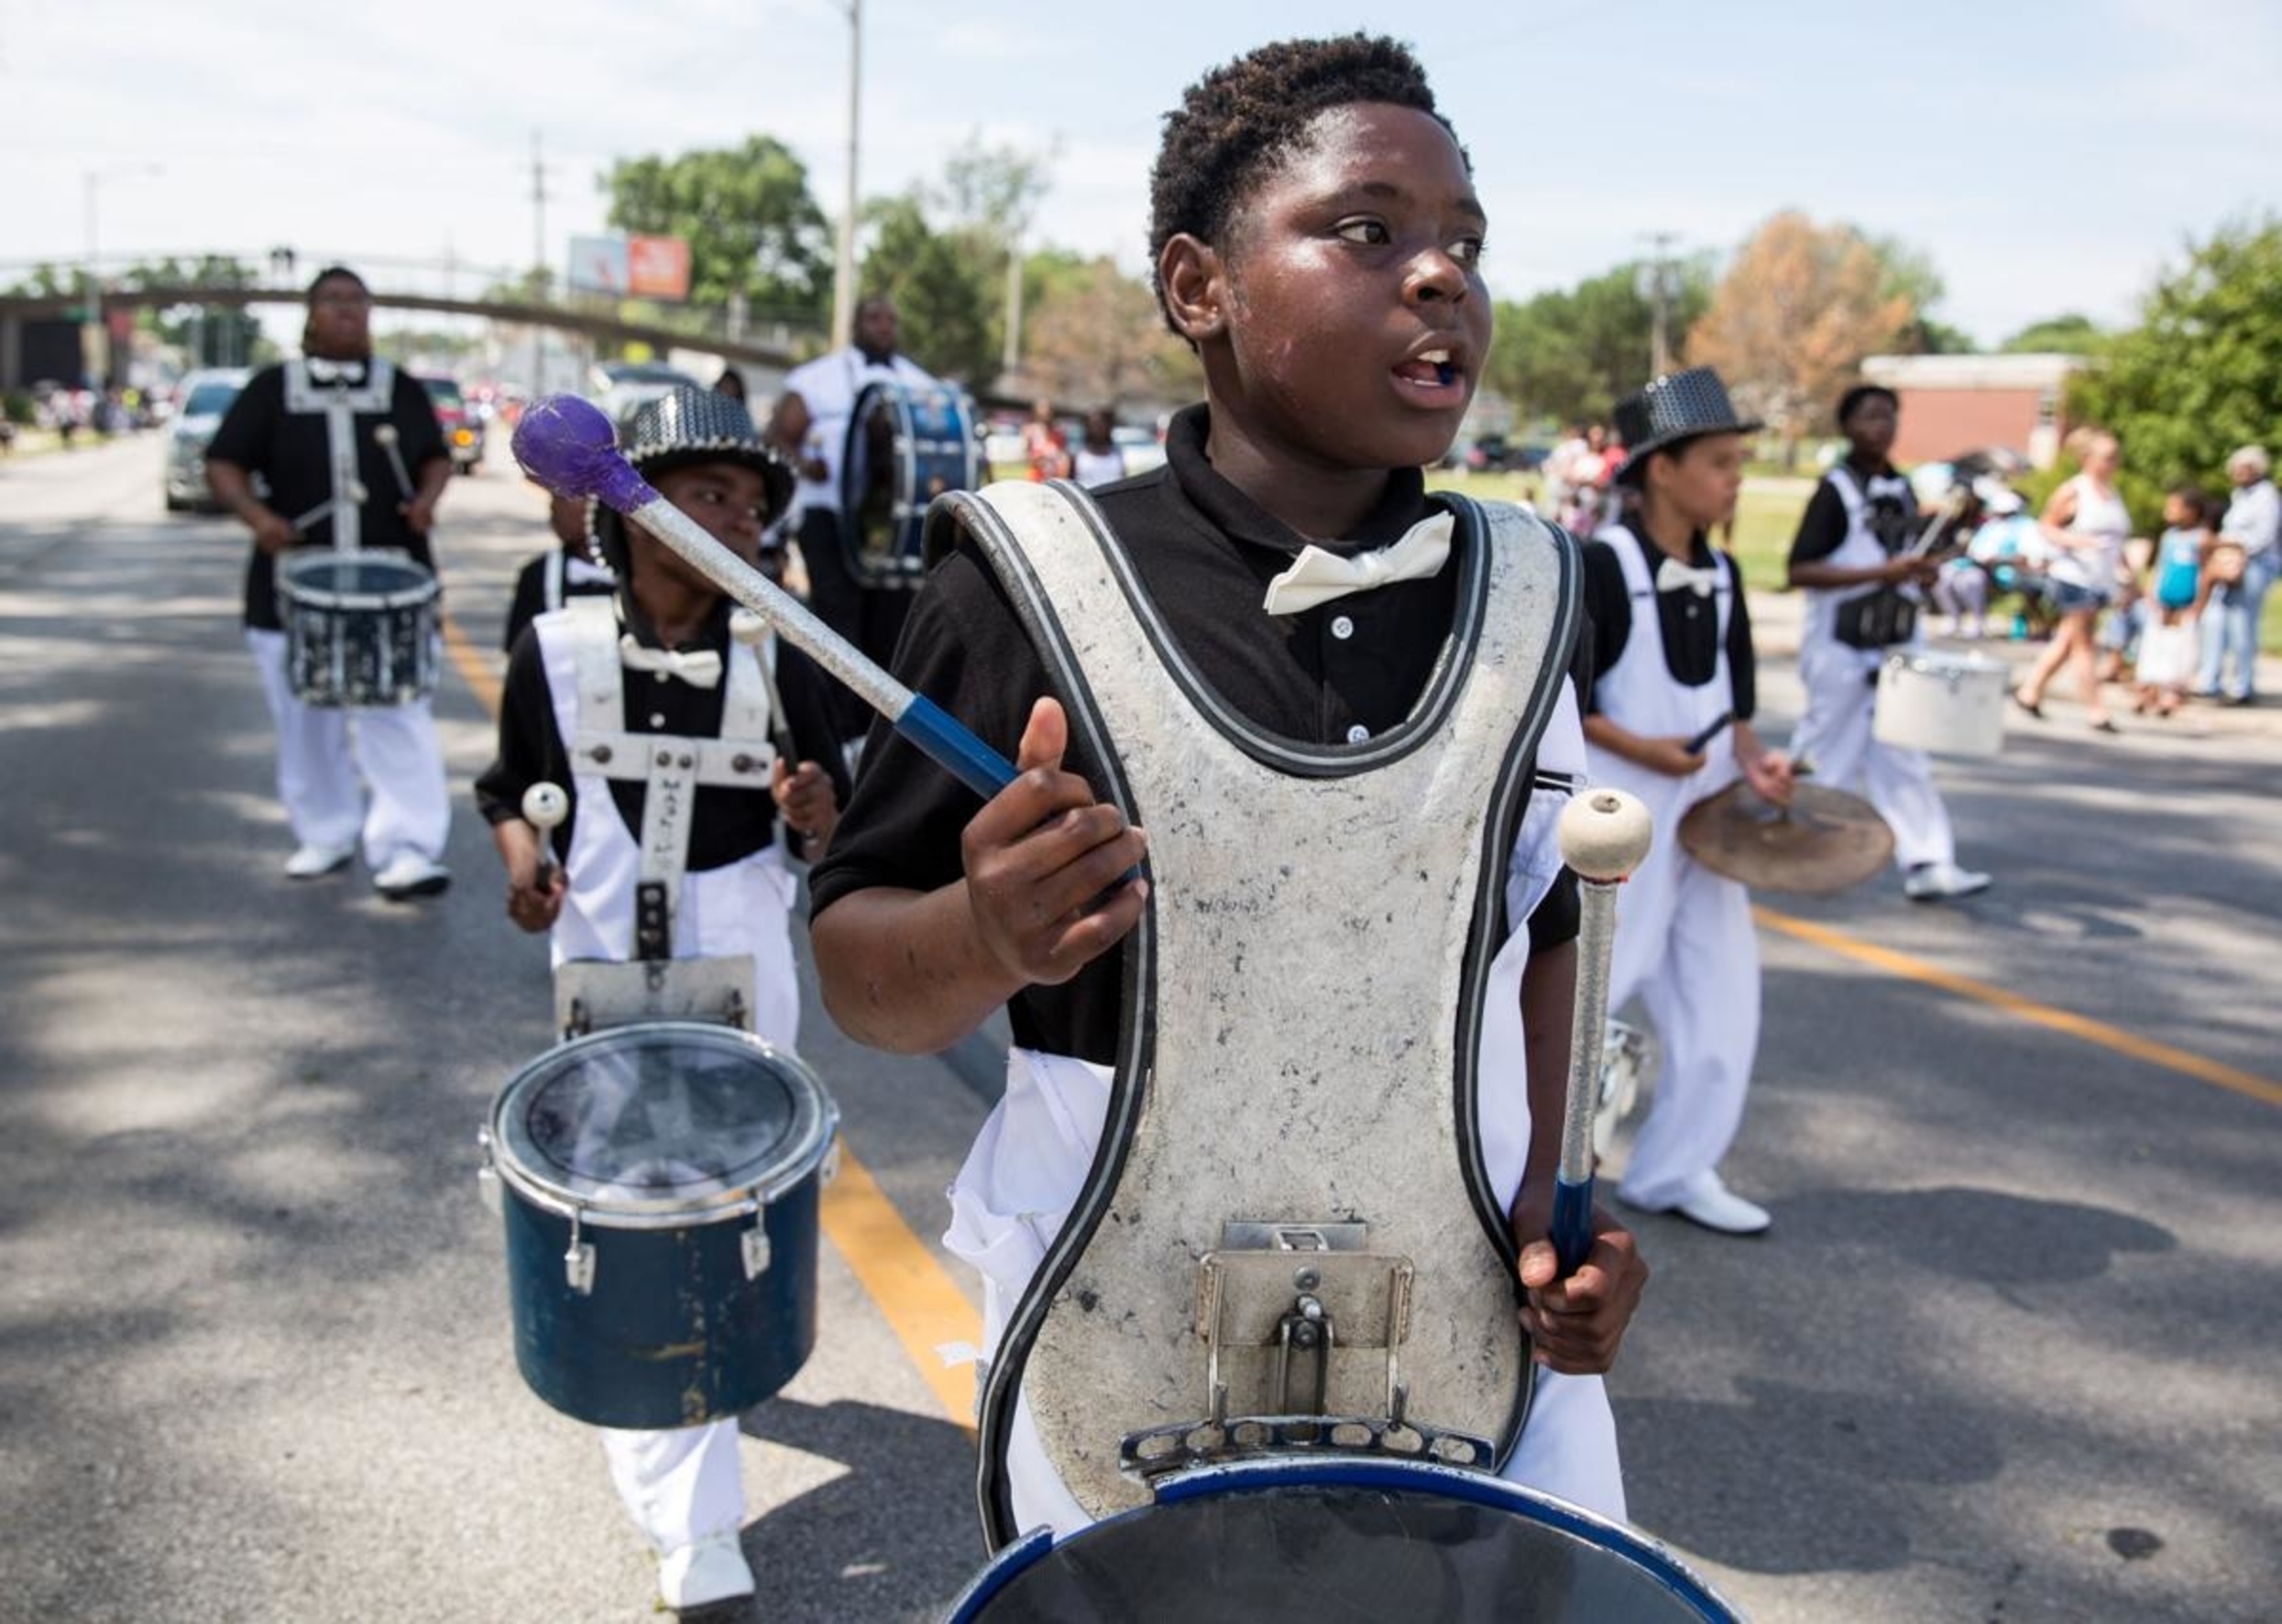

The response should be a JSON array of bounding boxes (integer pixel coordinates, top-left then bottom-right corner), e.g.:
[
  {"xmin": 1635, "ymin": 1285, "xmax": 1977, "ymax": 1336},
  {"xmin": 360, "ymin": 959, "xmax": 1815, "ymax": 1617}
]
[{"xmin": 2014, "ymin": 427, "xmax": 2132, "ymax": 733}]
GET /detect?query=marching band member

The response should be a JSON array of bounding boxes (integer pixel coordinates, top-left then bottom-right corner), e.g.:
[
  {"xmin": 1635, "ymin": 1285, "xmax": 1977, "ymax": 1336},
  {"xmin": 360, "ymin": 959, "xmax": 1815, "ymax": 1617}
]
[
  {"xmin": 474, "ymin": 390, "xmax": 846, "ymax": 1619},
  {"xmin": 205, "ymin": 265, "xmax": 455, "ymax": 897},
  {"xmin": 1582, "ymin": 368, "xmax": 1794, "ymax": 1236},
  {"xmin": 811, "ymin": 35, "xmax": 1645, "ymax": 1533},
  {"xmin": 1786, "ymin": 384, "xmax": 1991, "ymax": 902},
  {"xmin": 774, "ymin": 294, "xmax": 945, "ymax": 733},
  {"xmin": 500, "ymin": 486, "xmax": 616, "ymax": 654}
]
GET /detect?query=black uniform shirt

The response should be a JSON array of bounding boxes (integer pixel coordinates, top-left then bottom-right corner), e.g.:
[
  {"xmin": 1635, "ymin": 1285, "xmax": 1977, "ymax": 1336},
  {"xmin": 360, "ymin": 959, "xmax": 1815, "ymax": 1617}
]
[
  {"xmin": 809, "ymin": 403, "xmax": 1590, "ymax": 1065},
  {"xmin": 1579, "ymin": 527, "xmax": 1757, "ymax": 719},
  {"xmin": 474, "ymin": 598, "xmax": 850, "ymax": 872},
  {"xmin": 1789, "ymin": 455, "xmax": 1918, "ymax": 566},
  {"xmin": 502, "ymin": 545, "xmax": 617, "ymax": 654},
  {"xmin": 205, "ymin": 361, "xmax": 449, "ymax": 629}
]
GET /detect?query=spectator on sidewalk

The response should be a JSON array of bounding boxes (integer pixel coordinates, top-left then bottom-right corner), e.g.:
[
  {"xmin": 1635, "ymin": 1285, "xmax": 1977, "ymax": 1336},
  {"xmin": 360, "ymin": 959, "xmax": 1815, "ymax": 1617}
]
[{"xmin": 2194, "ymin": 445, "xmax": 2278, "ymax": 707}]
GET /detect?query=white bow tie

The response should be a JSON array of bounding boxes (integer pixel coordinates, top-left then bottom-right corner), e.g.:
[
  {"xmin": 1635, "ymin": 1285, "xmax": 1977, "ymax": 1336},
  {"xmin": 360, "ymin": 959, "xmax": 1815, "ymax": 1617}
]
[
  {"xmin": 305, "ymin": 357, "xmax": 367, "ymax": 384},
  {"xmin": 565, "ymin": 556, "xmax": 615, "ymax": 587},
  {"xmin": 619, "ymin": 634, "xmax": 723, "ymax": 689},
  {"xmin": 1262, "ymin": 513, "xmax": 1454, "ymax": 616},
  {"xmin": 1655, "ymin": 554, "xmax": 1721, "ymax": 598}
]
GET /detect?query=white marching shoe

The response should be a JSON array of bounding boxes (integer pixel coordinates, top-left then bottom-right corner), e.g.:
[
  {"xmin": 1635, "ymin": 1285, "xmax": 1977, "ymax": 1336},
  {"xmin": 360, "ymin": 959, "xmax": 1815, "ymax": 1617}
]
[
  {"xmin": 658, "ymin": 1531, "xmax": 756, "ymax": 1616},
  {"xmin": 1624, "ymin": 1170, "xmax": 1772, "ymax": 1237},
  {"xmin": 284, "ymin": 840, "xmax": 356, "ymax": 880},
  {"xmin": 1903, "ymin": 861, "xmax": 1992, "ymax": 902},
  {"xmin": 371, "ymin": 850, "xmax": 451, "ymax": 900}
]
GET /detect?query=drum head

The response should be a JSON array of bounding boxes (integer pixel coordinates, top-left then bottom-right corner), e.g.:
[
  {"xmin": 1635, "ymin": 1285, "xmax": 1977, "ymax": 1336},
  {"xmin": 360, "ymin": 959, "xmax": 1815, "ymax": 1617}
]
[
  {"xmin": 280, "ymin": 549, "xmax": 433, "ymax": 601},
  {"xmin": 950, "ymin": 1460, "xmax": 1732, "ymax": 1623},
  {"xmin": 492, "ymin": 1022, "xmax": 832, "ymax": 1221}
]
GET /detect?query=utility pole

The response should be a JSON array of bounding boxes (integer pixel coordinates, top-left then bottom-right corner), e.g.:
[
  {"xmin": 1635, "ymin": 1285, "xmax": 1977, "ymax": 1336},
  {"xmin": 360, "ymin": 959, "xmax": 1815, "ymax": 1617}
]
[
  {"xmin": 830, "ymin": 0, "xmax": 861, "ymax": 352},
  {"xmin": 1640, "ymin": 230, "xmax": 1679, "ymax": 377},
  {"xmin": 530, "ymin": 130, "xmax": 550, "ymax": 394},
  {"xmin": 82, "ymin": 161, "xmax": 161, "ymax": 389}
]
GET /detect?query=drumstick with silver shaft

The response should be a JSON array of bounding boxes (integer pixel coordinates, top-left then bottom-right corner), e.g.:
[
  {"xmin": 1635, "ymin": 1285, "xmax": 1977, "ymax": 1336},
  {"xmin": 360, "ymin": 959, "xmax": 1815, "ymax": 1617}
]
[
  {"xmin": 521, "ymin": 781, "xmax": 568, "ymax": 894},
  {"xmin": 1552, "ymin": 788, "xmax": 1655, "ymax": 1278},
  {"xmin": 374, "ymin": 423, "xmax": 415, "ymax": 502},
  {"xmin": 289, "ymin": 485, "xmax": 366, "ymax": 535},
  {"xmin": 512, "ymin": 395, "xmax": 1018, "ymax": 802}
]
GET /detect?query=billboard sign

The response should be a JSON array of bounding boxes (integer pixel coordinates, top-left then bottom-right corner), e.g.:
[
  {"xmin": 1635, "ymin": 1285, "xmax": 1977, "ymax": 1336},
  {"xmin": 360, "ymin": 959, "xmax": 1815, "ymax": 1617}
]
[
  {"xmin": 627, "ymin": 236, "xmax": 692, "ymax": 302},
  {"xmin": 567, "ymin": 234, "xmax": 630, "ymax": 295}
]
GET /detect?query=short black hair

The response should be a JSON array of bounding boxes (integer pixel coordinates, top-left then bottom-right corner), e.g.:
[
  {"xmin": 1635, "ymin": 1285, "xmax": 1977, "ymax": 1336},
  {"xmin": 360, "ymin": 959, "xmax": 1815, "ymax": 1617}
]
[
  {"xmin": 1146, "ymin": 35, "xmax": 1458, "ymax": 334},
  {"xmin": 1837, "ymin": 382, "xmax": 1898, "ymax": 427},
  {"xmin": 304, "ymin": 265, "xmax": 368, "ymax": 305}
]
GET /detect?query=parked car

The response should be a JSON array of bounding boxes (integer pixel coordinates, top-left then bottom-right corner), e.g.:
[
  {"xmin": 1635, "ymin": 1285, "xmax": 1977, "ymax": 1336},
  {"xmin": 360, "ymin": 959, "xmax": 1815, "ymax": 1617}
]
[
  {"xmin": 420, "ymin": 376, "xmax": 485, "ymax": 475},
  {"xmin": 590, "ymin": 361, "xmax": 706, "ymax": 435},
  {"xmin": 163, "ymin": 368, "xmax": 251, "ymax": 511},
  {"xmin": 1464, "ymin": 433, "xmax": 1515, "ymax": 473}
]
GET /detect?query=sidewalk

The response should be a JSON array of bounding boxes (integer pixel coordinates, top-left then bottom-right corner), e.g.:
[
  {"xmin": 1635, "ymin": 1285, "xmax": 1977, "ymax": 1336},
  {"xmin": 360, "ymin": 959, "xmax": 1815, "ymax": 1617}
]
[{"xmin": 1744, "ymin": 588, "xmax": 2282, "ymax": 739}]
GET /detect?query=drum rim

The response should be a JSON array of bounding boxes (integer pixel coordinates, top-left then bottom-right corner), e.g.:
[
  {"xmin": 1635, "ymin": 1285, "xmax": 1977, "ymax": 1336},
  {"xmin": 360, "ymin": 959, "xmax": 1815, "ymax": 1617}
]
[
  {"xmin": 948, "ymin": 1455, "xmax": 1738, "ymax": 1622},
  {"xmin": 488, "ymin": 1020, "xmax": 839, "ymax": 1227},
  {"xmin": 1882, "ymin": 649, "xmax": 2009, "ymax": 676},
  {"xmin": 279, "ymin": 547, "xmax": 439, "ymax": 609}
]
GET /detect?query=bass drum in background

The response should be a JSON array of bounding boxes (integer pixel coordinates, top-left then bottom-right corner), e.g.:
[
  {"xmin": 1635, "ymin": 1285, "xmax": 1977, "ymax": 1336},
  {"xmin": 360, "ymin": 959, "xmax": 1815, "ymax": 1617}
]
[{"xmin": 839, "ymin": 379, "xmax": 981, "ymax": 589}]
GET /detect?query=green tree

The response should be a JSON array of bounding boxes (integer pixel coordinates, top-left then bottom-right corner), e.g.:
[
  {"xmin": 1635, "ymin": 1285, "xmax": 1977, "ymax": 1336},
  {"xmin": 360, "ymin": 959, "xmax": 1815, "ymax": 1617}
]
[
  {"xmin": 2063, "ymin": 217, "xmax": 2282, "ymax": 518},
  {"xmin": 602, "ymin": 136, "xmax": 833, "ymax": 324},
  {"xmin": 1487, "ymin": 256, "xmax": 1713, "ymax": 426},
  {"xmin": 1023, "ymin": 253, "xmax": 1201, "ymax": 408},
  {"xmin": 121, "ymin": 256, "xmax": 268, "ymax": 366},
  {"xmin": 2001, "ymin": 313, "xmax": 2105, "ymax": 355},
  {"xmin": 859, "ymin": 193, "xmax": 996, "ymax": 385},
  {"xmin": 1861, "ymin": 230, "xmax": 1964, "ymax": 353}
]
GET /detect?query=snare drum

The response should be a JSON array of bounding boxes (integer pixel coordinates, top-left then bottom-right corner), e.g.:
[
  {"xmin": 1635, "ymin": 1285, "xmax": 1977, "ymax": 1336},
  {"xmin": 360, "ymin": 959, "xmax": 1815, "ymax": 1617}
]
[
  {"xmin": 278, "ymin": 548, "xmax": 439, "ymax": 707},
  {"xmin": 1872, "ymin": 649, "xmax": 2009, "ymax": 756},
  {"xmin": 479, "ymin": 1021, "xmax": 839, "ymax": 1430},
  {"xmin": 945, "ymin": 1457, "xmax": 1738, "ymax": 1623},
  {"xmin": 839, "ymin": 379, "xmax": 980, "ymax": 588}
]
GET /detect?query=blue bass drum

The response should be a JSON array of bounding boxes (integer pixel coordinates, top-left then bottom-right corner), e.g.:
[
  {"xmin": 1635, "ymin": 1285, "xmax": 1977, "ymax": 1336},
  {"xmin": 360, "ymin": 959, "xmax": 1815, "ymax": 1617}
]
[
  {"xmin": 944, "ymin": 1458, "xmax": 1738, "ymax": 1623},
  {"xmin": 277, "ymin": 547, "xmax": 439, "ymax": 707},
  {"xmin": 480, "ymin": 1021, "xmax": 839, "ymax": 1431},
  {"xmin": 840, "ymin": 379, "xmax": 980, "ymax": 588}
]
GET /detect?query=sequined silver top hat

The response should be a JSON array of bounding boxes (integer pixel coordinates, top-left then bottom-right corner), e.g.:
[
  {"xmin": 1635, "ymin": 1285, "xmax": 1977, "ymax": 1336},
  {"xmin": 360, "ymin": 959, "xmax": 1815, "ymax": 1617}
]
[
  {"xmin": 587, "ymin": 387, "xmax": 796, "ymax": 560},
  {"xmin": 1611, "ymin": 367, "xmax": 1763, "ymax": 483}
]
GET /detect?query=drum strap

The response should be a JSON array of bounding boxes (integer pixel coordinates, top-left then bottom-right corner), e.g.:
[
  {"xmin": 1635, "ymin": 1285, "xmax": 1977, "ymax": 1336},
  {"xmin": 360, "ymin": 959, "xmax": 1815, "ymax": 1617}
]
[
  {"xmin": 283, "ymin": 359, "xmax": 395, "ymax": 554},
  {"xmin": 559, "ymin": 598, "xmax": 778, "ymax": 958}
]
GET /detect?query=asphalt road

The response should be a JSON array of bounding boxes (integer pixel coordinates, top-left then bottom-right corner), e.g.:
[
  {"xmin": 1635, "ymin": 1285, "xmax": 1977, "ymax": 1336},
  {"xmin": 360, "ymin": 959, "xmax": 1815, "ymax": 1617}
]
[{"xmin": 1, "ymin": 433, "xmax": 2275, "ymax": 1623}]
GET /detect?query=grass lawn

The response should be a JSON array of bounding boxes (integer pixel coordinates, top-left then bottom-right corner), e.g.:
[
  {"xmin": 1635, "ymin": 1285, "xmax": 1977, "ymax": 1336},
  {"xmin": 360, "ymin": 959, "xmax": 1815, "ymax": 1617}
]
[{"xmin": 1427, "ymin": 468, "xmax": 2282, "ymax": 654}]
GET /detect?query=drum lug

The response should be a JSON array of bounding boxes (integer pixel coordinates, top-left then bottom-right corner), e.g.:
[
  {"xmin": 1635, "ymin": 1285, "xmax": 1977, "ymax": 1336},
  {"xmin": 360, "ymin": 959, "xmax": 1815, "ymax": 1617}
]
[
  {"xmin": 564, "ymin": 1207, "xmax": 597, "ymax": 1295},
  {"xmin": 821, "ymin": 1138, "xmax": 842, "ymax": 1187},
  {"xmin": 475, "ymin": 1128, "xmax": 503, "ymax": 1217},
  {"xmin": 741, "ymin": 1220, "xmax": 773, "ymax": 1281}
]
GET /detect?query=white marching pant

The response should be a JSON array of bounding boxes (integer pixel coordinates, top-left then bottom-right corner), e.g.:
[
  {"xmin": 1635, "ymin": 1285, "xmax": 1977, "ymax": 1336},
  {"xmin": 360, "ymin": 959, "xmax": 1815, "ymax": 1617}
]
[
  {"xmin": 599, "ymin": 1421, "xmax": 744, "ymax": 1553},
  {"xmin": 1607, "ymin": 827, "xmax": 1761, "ymax": 1212},
  {"xmin": 1791, "ymin": 645, "xmax": 1957, "ymax": 872},
  {"xmin": 978, "ymin": 1278, "xmax": 1629, "ymax": 1537},
  {"xmin": 246, "ymin": 629, "xmax": 451, "ymax": 865}
]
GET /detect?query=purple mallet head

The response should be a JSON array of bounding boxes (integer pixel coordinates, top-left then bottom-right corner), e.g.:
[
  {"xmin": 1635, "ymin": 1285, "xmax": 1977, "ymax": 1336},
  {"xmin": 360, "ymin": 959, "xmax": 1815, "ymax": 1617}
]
[{"xmin": 510, "ymin": 395, "xmax": 655, "ymax": 513}]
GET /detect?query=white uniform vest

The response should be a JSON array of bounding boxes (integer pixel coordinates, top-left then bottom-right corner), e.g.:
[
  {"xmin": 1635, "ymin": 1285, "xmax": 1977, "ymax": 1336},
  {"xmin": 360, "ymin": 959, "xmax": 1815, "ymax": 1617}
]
[
  {"xmin": 940, "ymin": 483, "xmax": 1579, "ymax": 1530},
  {"xmin": 1584, "ymin": 526, "xmax": 1741, "ymax": 817},
  {"xmin": 532, "ymin": 598, "xmax": 799, "ymax": 1046},
  {"xmin": 1801, "ymin": 465, "xmax": 1929, "ymax": 678},
  {"xmin": 281, "ymin": 357, "xmax": 398, "ymax": 554}
]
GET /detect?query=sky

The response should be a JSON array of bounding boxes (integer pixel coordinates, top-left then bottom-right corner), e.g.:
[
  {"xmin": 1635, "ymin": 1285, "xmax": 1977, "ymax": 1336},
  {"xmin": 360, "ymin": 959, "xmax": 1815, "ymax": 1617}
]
[{"xmin": 5, "ymin": 0, "xmax": 2278, "ymax": 349}]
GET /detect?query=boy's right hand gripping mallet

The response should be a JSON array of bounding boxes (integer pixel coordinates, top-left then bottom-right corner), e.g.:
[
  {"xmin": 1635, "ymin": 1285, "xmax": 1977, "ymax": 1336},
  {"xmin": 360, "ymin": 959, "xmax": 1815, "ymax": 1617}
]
[
  {"xmin": 521, "ymin": 781, "xmax": 568, "ymax": 894},
  {"xmin": 510, "ymin": 395, "xmax": 1017, "ymax": 802},
  {"xmin": 1552, "ymin": 787, "xmax": 1655, "ymax": 1278}
]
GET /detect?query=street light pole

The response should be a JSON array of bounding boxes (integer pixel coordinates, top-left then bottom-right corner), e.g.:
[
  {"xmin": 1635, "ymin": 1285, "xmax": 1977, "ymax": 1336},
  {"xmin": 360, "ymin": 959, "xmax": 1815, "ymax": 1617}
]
[
  {"xmin": 830, "ymin": 0, "xmax": 861, "ymax": 352},
  {"xmin": 82, "ymin": 161, "xmax": 162, "ymax": 390},
  {"xmin": 1640, "ymin": 230, "xmax": 1678, "ymax": 377}
]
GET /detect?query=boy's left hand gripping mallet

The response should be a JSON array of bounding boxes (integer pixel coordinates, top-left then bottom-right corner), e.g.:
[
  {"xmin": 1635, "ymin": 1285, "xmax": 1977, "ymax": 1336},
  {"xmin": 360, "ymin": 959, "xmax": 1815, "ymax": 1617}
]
[
  {"xmin": 521, "ymin": 781, "xmax": 568, "ymax": 893},
  {"xmin": 510, "ymin": 395, "xmax": 1018, "ymax": 801},
  {"xmin": 1552, "ymin": 788, "xmax": 1654, "ymax": 1278}
]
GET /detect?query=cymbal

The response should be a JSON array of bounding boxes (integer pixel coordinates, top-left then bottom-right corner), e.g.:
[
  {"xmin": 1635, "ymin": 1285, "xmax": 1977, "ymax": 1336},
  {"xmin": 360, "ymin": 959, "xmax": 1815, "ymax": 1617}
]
[{"xmin": 1678, "ymin": 781, "xmax": 1894, "ymax": 894}]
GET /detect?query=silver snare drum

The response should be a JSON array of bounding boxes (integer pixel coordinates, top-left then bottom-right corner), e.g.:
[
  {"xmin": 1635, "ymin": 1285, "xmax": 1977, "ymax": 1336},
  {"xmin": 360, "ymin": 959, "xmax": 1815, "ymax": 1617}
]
[
  {"xmin": 278, "ymin": 548, "xmax": 439, "ymax": 707},
  {"xmin": 1873, "ymin": 649, "xmax": 2008, "ymax": 756}
]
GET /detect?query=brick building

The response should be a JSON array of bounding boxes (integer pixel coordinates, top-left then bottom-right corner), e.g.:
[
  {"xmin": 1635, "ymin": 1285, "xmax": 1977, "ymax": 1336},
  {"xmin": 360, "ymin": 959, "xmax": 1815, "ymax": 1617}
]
[{"xmin": 1859, "ymin": 353, "xmax": 2089, "ymax": 468}]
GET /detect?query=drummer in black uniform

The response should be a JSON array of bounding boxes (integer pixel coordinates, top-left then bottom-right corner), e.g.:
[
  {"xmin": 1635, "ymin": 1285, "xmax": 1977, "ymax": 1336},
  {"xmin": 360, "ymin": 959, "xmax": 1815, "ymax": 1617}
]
[
  {"xmin": 501, "ymin": 487, "xmax": 616, "ymax": 654},
  {"xmin": 206, "ymin": 266, "xmax": 456, "ymax": 897}
]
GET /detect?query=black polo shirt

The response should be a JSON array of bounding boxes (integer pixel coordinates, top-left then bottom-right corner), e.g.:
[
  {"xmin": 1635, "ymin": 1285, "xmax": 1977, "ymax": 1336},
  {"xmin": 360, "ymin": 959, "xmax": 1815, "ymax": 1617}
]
[
  {"xmin": 474, "ymin": 598, "xmax": 850, "ymax": 872},
  {"xmin": 1580, "ymin": 527, "xmax": 1757, "ymax": 719},
  {"xmin": 809, "ymin": 403, "xmax": 1590, "ymax": 1065},
  {"xmin": 205, "ymin": 360, "xmax": 448, "ymax": 630}
]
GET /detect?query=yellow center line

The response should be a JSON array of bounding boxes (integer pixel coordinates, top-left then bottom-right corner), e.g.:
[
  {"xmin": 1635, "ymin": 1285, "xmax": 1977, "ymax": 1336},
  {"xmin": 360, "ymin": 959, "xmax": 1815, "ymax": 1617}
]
[
  {"xmin": 445, "ymin": 600, "xmax": 983, "ymax": 1427},
  {"xmin": 1754, "ymin": 905, "xmax": 2282, "ymax": 1110}
]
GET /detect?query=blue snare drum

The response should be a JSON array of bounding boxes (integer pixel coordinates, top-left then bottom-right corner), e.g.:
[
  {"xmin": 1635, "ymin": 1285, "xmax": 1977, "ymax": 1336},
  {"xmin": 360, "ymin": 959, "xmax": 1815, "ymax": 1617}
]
[
  {"xmin": 480, "ymin": 1021, "xmax": 839, "ymax": 1431},
  {"xmin": 944, "ymin": 1457, "xmax": 1738, "ymax": 1623},
  {"xmin": 840, "ymin": 379, "xmax": 980, "ymax": 588},
  {"xmin": 277, "ymin": 548, "xmax": 440, "ymax": 707}
]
